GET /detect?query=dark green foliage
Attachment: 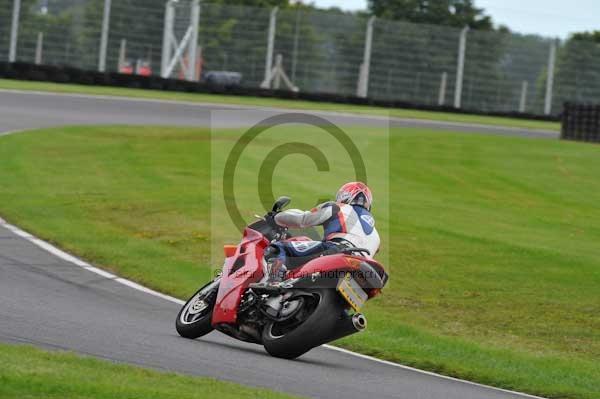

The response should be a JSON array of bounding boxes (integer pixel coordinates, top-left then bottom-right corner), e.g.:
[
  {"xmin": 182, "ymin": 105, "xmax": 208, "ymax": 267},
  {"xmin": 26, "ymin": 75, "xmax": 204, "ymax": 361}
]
[
  {"xmin": 274, "ymin": 6, "xmax": 367, "ymax": 95},
  {"xmin": 367, "ymin": 0, "xmax": 492, "ymax": 30},
  {"xmin": 570, "ymin": 31, "xmax": 600, "ymax": 43},
  {"xmin": 204, "ymin": 0, "xmax": 290, "ymax": 7},
  {"xmin": 553, "ymin": 31, "xmax": 600, "ymax": 108}
]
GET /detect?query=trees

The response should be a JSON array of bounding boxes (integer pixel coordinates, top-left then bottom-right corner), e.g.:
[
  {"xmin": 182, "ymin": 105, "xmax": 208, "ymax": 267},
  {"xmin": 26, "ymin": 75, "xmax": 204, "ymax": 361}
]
[
  {"xmin": 0, "ymin": 0, "xmax": 84, "ymax": 66},
  {"xmin": 367, "ymin": 0, "xmax": 492, "ymax": 30},
  {"xmin": 365, "ymin": 0, "xmax": 495, "ymax": 106},
  {"xmin": 274, "ymin": 5, "xmax": 367, "ymax": 95},
  {"xmin": 364, "ymin": 0, "xmax": 542, "ymax": 111},
  {"xmin": 553, "ymin": 31, "xmax": 600, "ymax": 107},
  {"xmin": 198, "ymin": 3, "xmax": 274, "ymax": 85},
  {"xmin": 205, "ymin": 0, "xmax": 290, "ymax": 6}
]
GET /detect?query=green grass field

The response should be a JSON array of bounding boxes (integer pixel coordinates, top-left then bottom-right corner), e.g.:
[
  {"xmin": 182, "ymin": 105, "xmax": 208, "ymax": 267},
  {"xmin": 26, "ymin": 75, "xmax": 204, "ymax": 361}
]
[
  {"xmin": 0, "ymin": 78, "xmax": 560, "ymax": 132},
  {"xmin": 0, "ymin": 343, "xmax": 300, "ymax": 399},
  {"xmin": 0, "ymin": 125, "xmax": 599, "ymax": 398}
]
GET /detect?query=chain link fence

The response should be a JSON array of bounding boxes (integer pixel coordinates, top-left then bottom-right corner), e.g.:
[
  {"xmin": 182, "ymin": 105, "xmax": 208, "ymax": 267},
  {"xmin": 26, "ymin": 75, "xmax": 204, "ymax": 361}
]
[
  {"xmin": 2, "ymin": 0, "xmax": 600, "ymax": 116},
  {"xmin": 199, "ymin": 4, "xmax": 270, "ymax": 87},
  {"xmin": 0, "ymin": 0, "xmax": 14, "ymax": 62}
]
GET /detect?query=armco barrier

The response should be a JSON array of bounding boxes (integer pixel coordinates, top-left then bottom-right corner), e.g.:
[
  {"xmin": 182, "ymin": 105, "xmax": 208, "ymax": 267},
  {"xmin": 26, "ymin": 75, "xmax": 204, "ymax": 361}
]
[
  {"xmin": 0, "ymin": 62, "xmax": 559, "ymax": 123},
  {"xmin": 562, "ymin": 103, "xmax": 600, "ymax": 142}
]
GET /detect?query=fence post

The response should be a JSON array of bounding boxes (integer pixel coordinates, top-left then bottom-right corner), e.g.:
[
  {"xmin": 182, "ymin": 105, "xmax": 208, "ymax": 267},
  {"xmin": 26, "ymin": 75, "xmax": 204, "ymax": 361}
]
[
  {"xmin": 161, "ymin": 1, "xmax": 176, "ymax": 78},
  {"xmin": 438, "ymin": 72, "xmax": 448, "ymax": 106},
  {"xmin": 357, "ymin": 16, "xmax": 375, "ymax": 98},
  {"xmin": 195, "ymin": 45, "xmax": 202, "ymax": 81},
  {"xmin": 118, "ymin": 39, "xmax": 127, "ymax": 71},
  {"xmin": 9, "ymin": 0, "xmax": 21, "ymax": 62},
  {"xmin": 261, "ymin": 7, "xmax": 278, "ymax": 89},
  {"xmin": 544, "ymin": 40, "xmax": 557, "ymax": 115},
  {"xmin": 98, "ymin": 0, "xmax": 111, "ymax": 72},
  {"xmin": 519, "ymin": 80, "xmax": 528, "ymax": 113},
  {"xmin": 454, "ymin": 26, "xmax": 469, "ymax": 109},
  {"xmin": 35, "ymin": 32, "xmax": 44, "ymax": 65},
  {"xmin": 186, "ymin": 0, "xmax": 200, "ymax": 81},
  {"xmin": 291, "ymin": 8, "xmax": 301, "ymax": 83},
  {"xmin": 273, "ymin": 54, "xmax": 282, "ymax": 89}
]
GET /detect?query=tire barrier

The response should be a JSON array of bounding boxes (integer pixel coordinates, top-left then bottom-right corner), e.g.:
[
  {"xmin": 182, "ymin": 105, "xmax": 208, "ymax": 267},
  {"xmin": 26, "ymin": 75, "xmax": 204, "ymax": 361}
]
[
  {"xmin": 0, "ymin": 61, "xmax": 559, "ymax": 123},
  {"xmin": 561, "ymin": 103, "xmax": 600, "ymax": 143}
]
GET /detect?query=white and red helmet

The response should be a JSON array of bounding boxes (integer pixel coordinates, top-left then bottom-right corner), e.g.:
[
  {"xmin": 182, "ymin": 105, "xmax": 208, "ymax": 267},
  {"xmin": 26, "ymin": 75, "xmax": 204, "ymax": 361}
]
[{"xmin": 336, "ymin": 182, "xmax": 373, "ymax": 210}]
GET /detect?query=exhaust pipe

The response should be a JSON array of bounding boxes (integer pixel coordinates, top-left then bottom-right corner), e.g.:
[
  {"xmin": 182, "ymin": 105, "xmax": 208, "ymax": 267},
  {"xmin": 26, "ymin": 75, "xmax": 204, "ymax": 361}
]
[
  {"xmin": 320, "ymin": 313, "xmax": 367, "ymax": 345},
  {"xmin": 352, "ymin": 313, "xmax": 367, "ymax": 331}
]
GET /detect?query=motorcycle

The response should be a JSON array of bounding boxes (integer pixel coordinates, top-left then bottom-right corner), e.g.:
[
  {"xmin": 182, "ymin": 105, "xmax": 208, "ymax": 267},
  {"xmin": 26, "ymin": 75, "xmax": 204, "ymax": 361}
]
[{"xmin": 176, "ymin": 196, "xmax": 388, "ymax": 359}]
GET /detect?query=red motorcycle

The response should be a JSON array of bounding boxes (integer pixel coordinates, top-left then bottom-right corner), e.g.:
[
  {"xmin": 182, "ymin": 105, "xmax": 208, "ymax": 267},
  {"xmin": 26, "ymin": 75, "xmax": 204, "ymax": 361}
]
[{"xmin": 176, "ymin": 197, "xmax": 388, "ymax": 359}]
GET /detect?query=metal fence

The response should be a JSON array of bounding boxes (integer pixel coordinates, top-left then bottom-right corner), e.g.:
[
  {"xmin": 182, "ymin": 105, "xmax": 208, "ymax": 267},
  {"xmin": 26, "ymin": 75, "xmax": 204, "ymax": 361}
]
[{"xmin": 2, "ymin": 0, "xmax": 600, "ymax": 116}]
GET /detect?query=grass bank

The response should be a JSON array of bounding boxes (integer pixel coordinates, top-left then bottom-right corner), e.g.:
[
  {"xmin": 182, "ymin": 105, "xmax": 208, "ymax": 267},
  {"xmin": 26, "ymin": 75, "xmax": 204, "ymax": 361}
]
[
  {"xmin": 0, "ymin": 125, "xmax": 598, "ymax": 398},
  {"xmin": 0, "ymin": 343, "xmax": 301, "ymax": 399},
  {"xmin": 0, "ymin": 78, "xmax": 559, "ymax": 131}
]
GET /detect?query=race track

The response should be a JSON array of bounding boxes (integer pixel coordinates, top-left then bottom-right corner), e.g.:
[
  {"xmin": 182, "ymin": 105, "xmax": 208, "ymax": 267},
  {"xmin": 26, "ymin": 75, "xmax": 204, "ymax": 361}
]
[
  {"xmin": 0, "ymin": 89, "xmax": 557, "ymax": 137},
  {"xmin": 0, "ymin": 89, "xmax": 547, "ymax": 399}
]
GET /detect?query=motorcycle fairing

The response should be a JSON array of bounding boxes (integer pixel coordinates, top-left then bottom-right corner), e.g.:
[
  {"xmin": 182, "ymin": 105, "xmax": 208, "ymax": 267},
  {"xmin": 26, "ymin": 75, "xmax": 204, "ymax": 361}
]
[
  {"xmin": 211, "ymin": 227, "xmax": 269, "ymax": 325},
  {"xmin": 287, "ymin": 253, "xmax": 387, "ymax": 298}
]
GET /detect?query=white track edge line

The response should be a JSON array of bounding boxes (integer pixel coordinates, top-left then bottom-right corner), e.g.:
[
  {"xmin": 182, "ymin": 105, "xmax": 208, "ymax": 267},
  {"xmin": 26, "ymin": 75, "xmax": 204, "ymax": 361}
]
[
  {"xmin": 321, "ymin": 345, "xmax": 547, "ymax": 399},
  {"xmin": 0, "ymin": 217, "xmax": 184, "ymax": 306},
  {"xmin": 0, "ymin": 88, "xmax": 557, "ymax": 135},
  {"xmin": 0, "ymin": 129, "xmax": 27, "ymax": 137},
  {"xmin": 0, "ymin": 216, "xmax": 546, "ymax": 399}
]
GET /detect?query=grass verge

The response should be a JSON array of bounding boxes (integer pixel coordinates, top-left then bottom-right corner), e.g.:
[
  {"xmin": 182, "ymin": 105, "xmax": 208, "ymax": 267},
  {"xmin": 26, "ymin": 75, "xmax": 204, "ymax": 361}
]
[
  {"xmin": 0, "ymin": 78, "xmax": 560, "ymax": 132},
  {"xmin": 0, "ymin": 126, "xmax": 598, "ymax": 398},
  {"xmin": 0, "ymin": 343, "xmax": 301, "ymax": 399}
]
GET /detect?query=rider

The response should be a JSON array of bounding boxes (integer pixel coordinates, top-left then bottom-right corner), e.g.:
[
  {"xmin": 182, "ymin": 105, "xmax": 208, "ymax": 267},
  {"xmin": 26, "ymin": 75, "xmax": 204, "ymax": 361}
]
[{"xmin": 265, "ymin": 182, "xmax": 380, "ymax": 282}]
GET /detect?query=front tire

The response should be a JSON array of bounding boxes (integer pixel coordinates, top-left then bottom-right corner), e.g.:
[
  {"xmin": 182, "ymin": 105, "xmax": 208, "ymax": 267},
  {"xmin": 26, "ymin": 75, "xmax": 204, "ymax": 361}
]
[
  {"xmin": 262, "ymin": 288, "xmax": 346, "ymax": 359},
  {"xmin": 176, "ymin": 279, "xmax": 219, "ymax": 339}
]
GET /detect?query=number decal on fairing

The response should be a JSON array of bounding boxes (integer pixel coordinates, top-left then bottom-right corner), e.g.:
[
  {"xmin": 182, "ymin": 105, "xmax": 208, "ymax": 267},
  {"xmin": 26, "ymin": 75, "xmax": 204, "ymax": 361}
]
[{"xmin": 290, "ymin": 241, "xmax": 321, "ymax": 253}]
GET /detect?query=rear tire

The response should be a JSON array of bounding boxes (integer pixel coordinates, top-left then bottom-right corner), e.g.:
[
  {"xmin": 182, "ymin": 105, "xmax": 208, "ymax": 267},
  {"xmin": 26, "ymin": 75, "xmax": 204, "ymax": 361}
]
[
  {"xmin": 262, "ymin": 288, "xmax": 345, "ymax": 359},
  {"xmin": 176, "ymin": 279, "xmax": 219, "ymax": 339}
]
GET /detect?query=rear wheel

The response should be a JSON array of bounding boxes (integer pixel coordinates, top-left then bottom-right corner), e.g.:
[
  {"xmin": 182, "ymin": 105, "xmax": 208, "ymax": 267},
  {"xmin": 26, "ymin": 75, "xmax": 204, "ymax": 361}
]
[
  {"xmin": 262, "ymin": 288, "xmax": 345, "ymax": 359},
  {"xmin": 176, "ymin": 279, "xmax": 219, "ymax": 339}
]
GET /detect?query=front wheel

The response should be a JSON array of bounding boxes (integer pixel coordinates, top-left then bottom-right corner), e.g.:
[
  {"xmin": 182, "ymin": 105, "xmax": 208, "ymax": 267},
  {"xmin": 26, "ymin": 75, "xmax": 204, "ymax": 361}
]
[
  {"xmin": 262, "ymin": 288, "xmax": 346, "ymax": 359},
  {"xmin": 176, "ymin": 279, "xmax": 219, "ymax": 339}
]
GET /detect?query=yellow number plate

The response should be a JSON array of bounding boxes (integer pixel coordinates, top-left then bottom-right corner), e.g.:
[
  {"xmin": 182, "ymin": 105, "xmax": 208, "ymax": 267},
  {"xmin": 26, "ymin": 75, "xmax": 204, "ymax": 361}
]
[{"xmin": 336, "ymin": 273, "xmax": 368, "ymax": 312}]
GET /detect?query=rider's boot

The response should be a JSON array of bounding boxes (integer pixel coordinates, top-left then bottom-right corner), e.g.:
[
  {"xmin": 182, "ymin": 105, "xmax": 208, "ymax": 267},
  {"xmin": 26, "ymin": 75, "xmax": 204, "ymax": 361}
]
[
  {"xmin": 269, "ymin": 258, "xmax": 288, "ymax": 282},
  {"xmin": 249, "ymin": 258, "xmax": 287, "ymax": 291}
]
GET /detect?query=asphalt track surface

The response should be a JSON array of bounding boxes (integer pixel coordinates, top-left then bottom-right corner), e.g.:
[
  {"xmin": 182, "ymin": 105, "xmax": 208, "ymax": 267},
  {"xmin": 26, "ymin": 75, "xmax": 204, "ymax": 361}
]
[{"xmin": 0, "ymin": 89, "xmax": 549, "ymax": 399}]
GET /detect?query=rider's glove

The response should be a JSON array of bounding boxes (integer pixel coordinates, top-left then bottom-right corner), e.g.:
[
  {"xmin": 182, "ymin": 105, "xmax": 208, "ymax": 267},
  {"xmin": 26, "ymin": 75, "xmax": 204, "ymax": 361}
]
[{"xmin": 265, "ymin": 212, "xmax": 279, "ymax": 228}]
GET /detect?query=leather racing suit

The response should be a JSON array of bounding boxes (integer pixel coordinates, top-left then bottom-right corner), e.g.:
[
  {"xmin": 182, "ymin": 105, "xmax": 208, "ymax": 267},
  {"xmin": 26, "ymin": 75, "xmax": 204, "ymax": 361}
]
[{"xmin": 266, "ymin": 202, "xmax": 380, "ymax": 278}]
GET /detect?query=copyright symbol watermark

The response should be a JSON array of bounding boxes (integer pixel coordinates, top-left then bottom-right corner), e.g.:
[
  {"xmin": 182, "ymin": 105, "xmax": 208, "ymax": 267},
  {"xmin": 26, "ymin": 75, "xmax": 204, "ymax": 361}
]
[
  {"xmin": 222, "ymin": 113, "xmax": 368, "ymax": 232},
  {"xmin": 209, "ymin": 110, "xmax": 390, "ymax": 269}
]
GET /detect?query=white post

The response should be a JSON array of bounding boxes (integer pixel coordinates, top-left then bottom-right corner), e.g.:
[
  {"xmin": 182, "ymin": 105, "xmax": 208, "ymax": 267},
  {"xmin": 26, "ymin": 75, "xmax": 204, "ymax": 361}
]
[
  {"xmin": 118, "ymin": 39, "xmax": 127, "ymax": 71},
  {"xmin": 35, "ymin": 32, "xmax": 44, "ymax": 65},
  {"xmin": 273, "ymin": 54, "xmax": 282, "ymax": 89},
  {"xmin": 186, "ymin": 0, "xmax": 200, "ymax": 81},
  {"xmin": 9, "ymin": 0, "xmax": 21, "ymax": 62},
  {"xmin": 164, "ymin": 26, "xmax": 193, "ymax": 77},
  {"xmin": 519, "ymin": 80, "xmax": 528, "ymax": 113},
  {"xmin": 544, "ymin": 41, "xmax": 557, "ymax": 115},
  {"xmin": 438, "ymin": 71, "xmax": 447, "ymax": 106},
  {"xmin": 454, "ymin": 26, "xmax": 469, "ymax": 109},
  {"xmin": 98, "ymin": 0, "xmax": 111, "ymax": 72},
  {"xmin": 261, "ymin": 7, "xmax": 278, "ymax": 89},
  {"xmin": 357, "ymin": 16, "xmax": 375, "ymax": 98},
  {"xmin": 195, "ymin": 45, "xmax": 202, "ymax": 81},
  {"xmin": 161, "ymin": 1, "xmax": 176, "ymax": 78},
  {"xmin": 291, "ymin": 8, "xmax": 301, "ymax": 82}
]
